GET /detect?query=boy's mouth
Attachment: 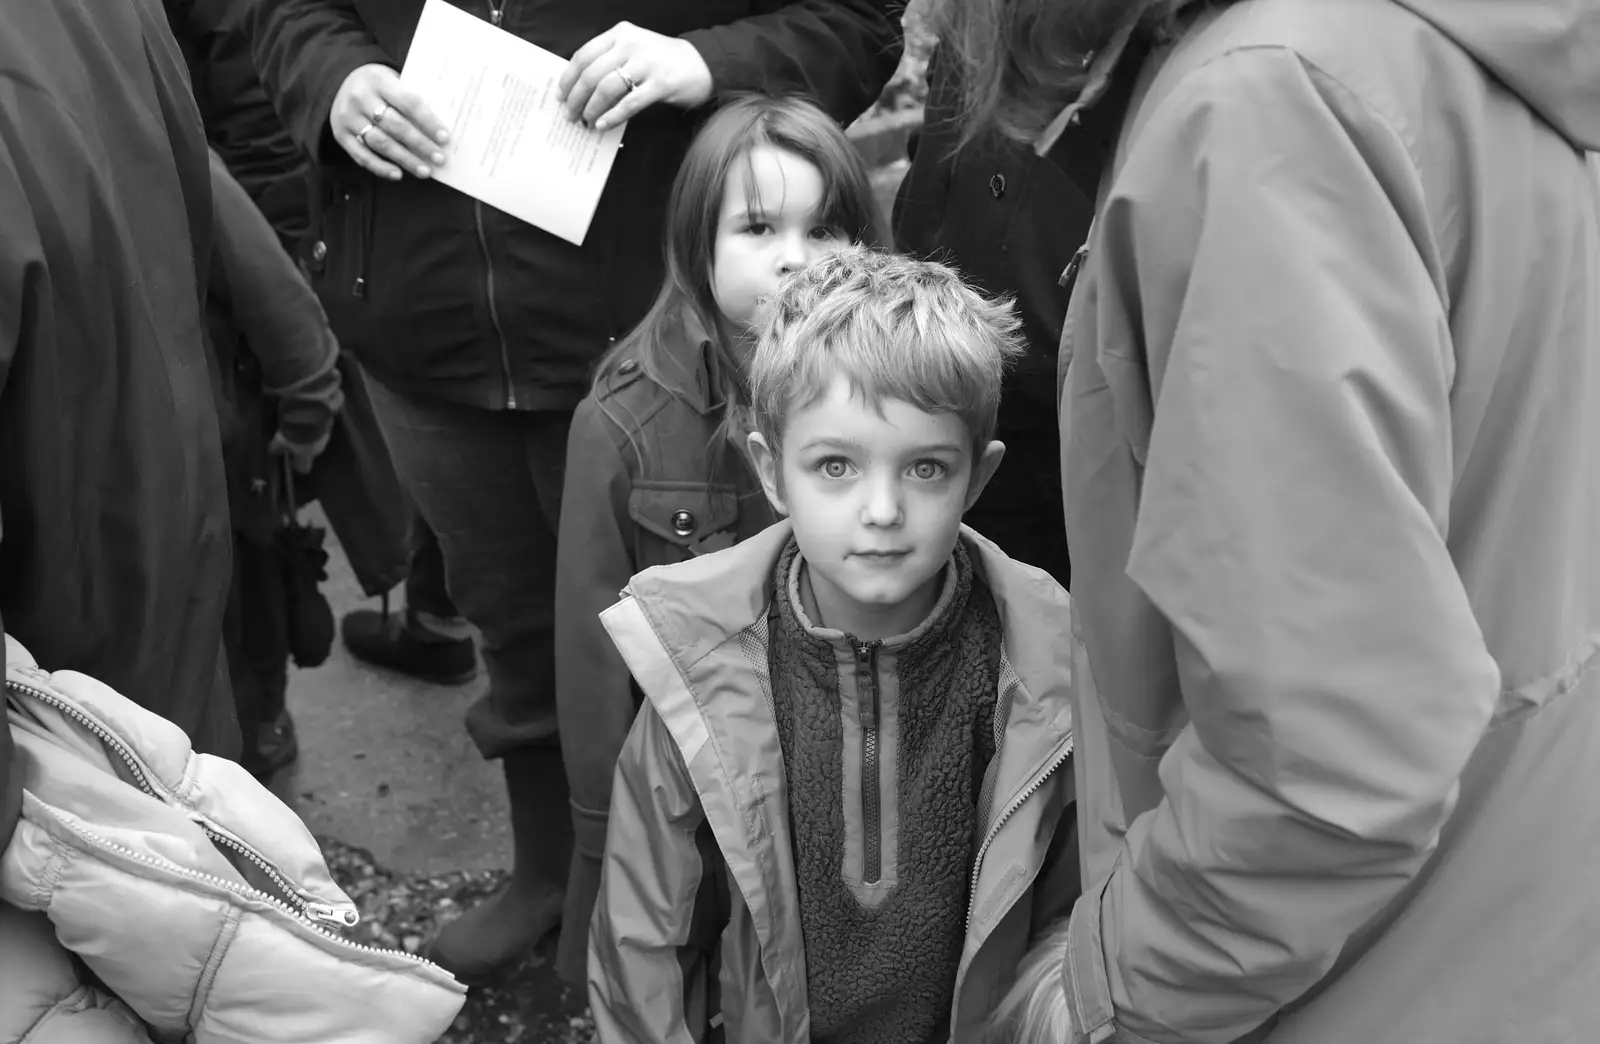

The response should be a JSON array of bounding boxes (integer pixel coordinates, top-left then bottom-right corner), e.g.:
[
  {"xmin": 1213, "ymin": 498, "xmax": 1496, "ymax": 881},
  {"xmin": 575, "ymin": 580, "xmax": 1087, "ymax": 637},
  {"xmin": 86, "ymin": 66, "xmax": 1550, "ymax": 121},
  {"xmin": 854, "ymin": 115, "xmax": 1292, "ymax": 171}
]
[{"xmin": 851, "ymin": 550, "xmax": 910, "ymax": 563}]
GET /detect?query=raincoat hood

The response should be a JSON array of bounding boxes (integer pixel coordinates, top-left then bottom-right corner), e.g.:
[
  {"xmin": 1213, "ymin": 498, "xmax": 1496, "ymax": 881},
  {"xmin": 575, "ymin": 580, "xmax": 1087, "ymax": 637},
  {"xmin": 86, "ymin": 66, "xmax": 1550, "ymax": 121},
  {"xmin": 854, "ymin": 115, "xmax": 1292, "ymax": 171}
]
[{"xmin": 1393, "ymin": 0, "xmax": 1600, "ymax": 147}]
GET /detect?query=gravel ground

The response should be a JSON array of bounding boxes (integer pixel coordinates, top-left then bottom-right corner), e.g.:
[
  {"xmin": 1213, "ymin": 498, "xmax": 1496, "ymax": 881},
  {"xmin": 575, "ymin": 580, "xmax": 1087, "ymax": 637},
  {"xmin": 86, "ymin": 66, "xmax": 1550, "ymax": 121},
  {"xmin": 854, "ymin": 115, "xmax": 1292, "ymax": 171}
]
[{"xmin": 320, "ymin": 838, "xmax": 594, "ymax": 1044}]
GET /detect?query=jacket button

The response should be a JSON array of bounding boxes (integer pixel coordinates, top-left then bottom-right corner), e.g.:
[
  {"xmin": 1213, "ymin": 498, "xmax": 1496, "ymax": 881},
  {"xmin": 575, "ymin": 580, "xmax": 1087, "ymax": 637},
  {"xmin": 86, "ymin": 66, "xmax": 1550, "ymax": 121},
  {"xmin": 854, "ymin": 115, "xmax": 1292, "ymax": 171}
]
[
  {"xmin": 670, "ymin": 509, "xmax": 696, "ymax": 537},
  {"xmin": 311, "ymin": 240, "xmax": 328, "ymax": 262},
  {"xmin": 990, "ymin": 173, "xmax": 1007, "ymax": 199}
]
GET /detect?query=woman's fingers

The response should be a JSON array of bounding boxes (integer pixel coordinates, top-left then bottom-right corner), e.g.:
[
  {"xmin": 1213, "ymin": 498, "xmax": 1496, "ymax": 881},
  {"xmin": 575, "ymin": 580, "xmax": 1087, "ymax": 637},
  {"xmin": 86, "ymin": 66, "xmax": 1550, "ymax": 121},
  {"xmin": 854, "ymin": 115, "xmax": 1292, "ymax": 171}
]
[
  {"xmin": 384, "ymin": 85, "xmax": 453, "ymax": 153},
  {"xmin": 578, "ymin": 61, "xmax": 638, "ymax": 127},
  {"xmin": 558, "ymin": 26, "xmax": 619, "ymax": 113},
  {"xmin": 330, "ymin": 63, "xmax": 452, "ymax": 179},
  {"xmin": 559, "ymin": 24, "xmax": 714, "ymax": 129},
  {"xmin": 561, "ymin": 44, "xmax": 623, "ymax": 123},
  {"xmin": 356, "ymin": 122, "xmax": 436, "ymax": 180}
]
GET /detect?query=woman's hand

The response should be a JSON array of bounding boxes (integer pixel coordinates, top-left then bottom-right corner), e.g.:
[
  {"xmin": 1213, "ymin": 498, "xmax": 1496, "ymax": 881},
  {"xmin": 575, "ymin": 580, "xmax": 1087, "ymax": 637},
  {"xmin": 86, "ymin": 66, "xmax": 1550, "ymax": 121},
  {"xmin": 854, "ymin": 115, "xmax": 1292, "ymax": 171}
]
[
  {"xmin": 330, "ymin": 63, "xmax": 452, "ymax": 181},
  {"xmin": 557, "ymin": 22, "xmax": 713, "ymax": 132}
]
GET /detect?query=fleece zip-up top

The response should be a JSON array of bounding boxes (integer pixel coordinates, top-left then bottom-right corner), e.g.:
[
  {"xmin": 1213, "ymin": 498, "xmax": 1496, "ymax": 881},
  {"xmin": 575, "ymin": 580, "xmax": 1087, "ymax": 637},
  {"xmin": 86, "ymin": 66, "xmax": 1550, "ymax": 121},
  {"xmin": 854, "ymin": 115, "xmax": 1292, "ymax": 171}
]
[
  {"xmin": 588, "ymin": 522, "xmax": 1079, "ymax": 1044},
  {"xmin": 771, "ymin": 539, "xmax": 1002, "ymax": 1043}
]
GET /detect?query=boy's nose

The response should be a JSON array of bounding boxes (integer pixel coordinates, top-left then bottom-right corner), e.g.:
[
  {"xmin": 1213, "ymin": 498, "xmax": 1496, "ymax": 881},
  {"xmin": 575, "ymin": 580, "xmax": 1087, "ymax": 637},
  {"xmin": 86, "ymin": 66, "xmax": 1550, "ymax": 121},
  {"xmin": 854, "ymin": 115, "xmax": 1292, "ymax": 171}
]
[{"xmin": 860, "ymin": 477, "xmax": 904, "ymax": 527}]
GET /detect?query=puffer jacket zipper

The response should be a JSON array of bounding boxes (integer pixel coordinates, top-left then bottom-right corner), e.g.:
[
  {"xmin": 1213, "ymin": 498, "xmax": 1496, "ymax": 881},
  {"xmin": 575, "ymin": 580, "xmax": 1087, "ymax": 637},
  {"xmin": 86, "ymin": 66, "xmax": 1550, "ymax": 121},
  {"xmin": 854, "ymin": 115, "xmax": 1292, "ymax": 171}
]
[
  {"xmin": 853, "ymin": 639, "xmax": 883, "ymax": 884},
  {"xmin": 476, "ymin": 0, "xmax": 517, "ymax": 407},
  {"xmin": 6, "ymin": 675, "xmax": 443, "ymax": 969}
]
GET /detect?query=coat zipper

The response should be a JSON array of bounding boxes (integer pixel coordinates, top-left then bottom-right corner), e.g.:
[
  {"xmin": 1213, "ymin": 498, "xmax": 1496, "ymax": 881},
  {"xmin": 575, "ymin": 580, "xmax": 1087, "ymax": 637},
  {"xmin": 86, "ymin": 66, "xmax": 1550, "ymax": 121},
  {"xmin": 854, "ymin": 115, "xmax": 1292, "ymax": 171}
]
[
  {"xmin": 4, "ymin": 677, "xmax": 439, "ymax": 967},
  {"xmin": 472, "ymin": 202, "xmax": 518, "ymax": 409},
  {"xmin": 29, "ymin": 796, "xmax": 445, "ymax": 970},
  {"xmin": 964, "ymin": 735, "xmax": 1074, "ymax": 934},
  {"xmin": 853, "ymin": 640, "xmax": 883, "ymax": 884},
  {"xmin": 478, "ymin": 1, "xmax": 513, "ymax": 405}
]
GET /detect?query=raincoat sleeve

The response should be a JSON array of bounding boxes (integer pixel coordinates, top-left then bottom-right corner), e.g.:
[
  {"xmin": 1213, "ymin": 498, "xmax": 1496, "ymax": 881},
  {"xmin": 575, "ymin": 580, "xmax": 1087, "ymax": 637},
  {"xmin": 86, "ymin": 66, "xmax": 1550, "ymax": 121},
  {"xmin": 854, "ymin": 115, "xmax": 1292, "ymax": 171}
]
[
  {"xmin": 588, "ymin": 703, "xmax": 711, "ymax": 1044},
  {"xmin": 681, "ymin": 0, "xmax": 902, "ymax": 124},
  {"xmin": 555, "ymin": 398, "xmax": 643, "ymax": 923},
  {"xmin": 1063, "ymin": 49, "xmax": 1502, "ymax": 1044}
]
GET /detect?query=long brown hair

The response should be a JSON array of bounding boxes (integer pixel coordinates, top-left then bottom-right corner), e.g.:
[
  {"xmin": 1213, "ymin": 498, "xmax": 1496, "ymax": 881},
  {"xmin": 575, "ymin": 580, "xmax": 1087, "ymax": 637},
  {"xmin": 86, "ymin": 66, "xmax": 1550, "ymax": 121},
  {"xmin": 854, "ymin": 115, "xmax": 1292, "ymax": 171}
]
[
  {"xmin": 934, "ymin": 0, "xmax": 1198, "ymax": 148},
  {"xmin": 594, "ymin": 93, "xmax": 887, "ymax": 470}
]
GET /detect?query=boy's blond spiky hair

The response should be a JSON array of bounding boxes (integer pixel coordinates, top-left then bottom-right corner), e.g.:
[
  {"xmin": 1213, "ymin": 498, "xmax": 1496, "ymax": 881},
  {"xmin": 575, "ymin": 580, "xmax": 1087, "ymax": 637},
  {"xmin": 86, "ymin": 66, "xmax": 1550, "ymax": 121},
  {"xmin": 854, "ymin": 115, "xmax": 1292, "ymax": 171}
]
[{"xmin": 748, "ymin": 248, "xmax": 1026, "ymax": 453}]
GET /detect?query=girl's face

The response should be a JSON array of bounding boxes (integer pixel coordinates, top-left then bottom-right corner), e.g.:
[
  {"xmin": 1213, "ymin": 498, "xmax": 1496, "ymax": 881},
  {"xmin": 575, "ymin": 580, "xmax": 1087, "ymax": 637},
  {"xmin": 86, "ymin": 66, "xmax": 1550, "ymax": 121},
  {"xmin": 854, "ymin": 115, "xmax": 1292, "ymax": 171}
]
[{"xmin": 710, "ymin": 144, "xmax": 848, "ymax": 335}]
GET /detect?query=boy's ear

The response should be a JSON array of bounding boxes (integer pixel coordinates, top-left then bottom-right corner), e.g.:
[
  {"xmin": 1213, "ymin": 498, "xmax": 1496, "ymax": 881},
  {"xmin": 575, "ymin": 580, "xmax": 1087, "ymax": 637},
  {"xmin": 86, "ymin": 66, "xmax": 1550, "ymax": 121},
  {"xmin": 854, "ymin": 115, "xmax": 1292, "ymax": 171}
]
[
  {"xmin": 963, "ymin": 440, "xmax": 1007, "ymax": 513},
  {"xmin": 746, "ymin": 431, "xmax": 790, "ymax": 516}
]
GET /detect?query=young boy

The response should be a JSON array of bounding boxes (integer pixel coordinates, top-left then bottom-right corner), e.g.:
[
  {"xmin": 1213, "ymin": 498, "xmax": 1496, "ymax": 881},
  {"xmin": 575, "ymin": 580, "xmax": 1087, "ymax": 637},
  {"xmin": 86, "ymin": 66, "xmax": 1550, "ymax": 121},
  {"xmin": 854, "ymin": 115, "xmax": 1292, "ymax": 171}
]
[{"xmin": 588, "ymin": 250, "xmax": 1079, "ymax": 1044}]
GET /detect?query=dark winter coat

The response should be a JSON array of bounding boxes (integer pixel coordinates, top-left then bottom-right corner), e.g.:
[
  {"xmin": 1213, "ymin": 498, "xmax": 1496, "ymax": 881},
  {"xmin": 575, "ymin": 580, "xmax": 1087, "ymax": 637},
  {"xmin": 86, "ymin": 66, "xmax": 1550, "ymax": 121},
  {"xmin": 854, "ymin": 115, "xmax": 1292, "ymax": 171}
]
[
  {"xmin": 892, "ymin": 41, "xmax": 1094, "ymax": 432},
  {"xmin": 553, "ymin": 320, "xmax": 775, "ymax": 986},
  {"xmin": 0, "ymin": 0, "xmax": 237, "ymax": 759},
  {"xmin": 167, "ymin": 0, "xmax": 313, "ymax": 253},
  {"xmin": 245, "ymin": 0, "xmax": 904, "ymax": 412}
]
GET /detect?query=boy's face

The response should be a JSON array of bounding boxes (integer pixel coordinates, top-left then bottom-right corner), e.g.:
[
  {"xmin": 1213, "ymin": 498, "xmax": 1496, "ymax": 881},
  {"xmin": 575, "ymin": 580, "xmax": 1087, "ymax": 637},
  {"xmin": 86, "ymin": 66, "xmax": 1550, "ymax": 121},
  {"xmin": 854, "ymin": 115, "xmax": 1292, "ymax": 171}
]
[{"xmin": 749, "ymin": 374, "xmax": 1005, "ymax": 639}]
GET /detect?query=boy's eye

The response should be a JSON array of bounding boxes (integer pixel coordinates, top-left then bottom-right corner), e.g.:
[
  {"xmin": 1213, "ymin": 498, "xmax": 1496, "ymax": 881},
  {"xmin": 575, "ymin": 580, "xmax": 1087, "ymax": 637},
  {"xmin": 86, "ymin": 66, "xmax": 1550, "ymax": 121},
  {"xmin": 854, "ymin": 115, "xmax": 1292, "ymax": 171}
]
[
  {"xmin": 744, "ymin": 221, "xmax": 772, "ymax": 235},
  {"xmin": 816, "ymin": 457, "xmax": 853, "ymax": 479},
  {"xmin": 909, "ymin": 460, "xmax": 948, "ymax": 481},
  {"xmin": 809, "ymin": 226, "xmax": 845, "ymax": 242}
]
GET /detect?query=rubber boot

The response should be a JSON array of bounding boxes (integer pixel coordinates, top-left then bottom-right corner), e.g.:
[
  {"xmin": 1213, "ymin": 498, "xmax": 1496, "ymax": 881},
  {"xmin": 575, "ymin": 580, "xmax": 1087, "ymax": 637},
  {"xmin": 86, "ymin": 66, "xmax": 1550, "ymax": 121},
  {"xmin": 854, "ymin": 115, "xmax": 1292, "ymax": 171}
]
[{"xmin": 426, "ymin": 744, "xmax": 572, "ymax": 982}]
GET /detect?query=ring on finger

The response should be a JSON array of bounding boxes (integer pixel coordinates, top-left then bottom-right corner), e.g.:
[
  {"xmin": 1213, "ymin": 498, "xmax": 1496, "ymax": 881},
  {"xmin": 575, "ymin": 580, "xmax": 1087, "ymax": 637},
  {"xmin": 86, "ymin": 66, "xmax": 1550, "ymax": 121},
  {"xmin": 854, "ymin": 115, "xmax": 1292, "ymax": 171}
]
[
  {"xmin": 356, "ymin": 122, "xmax": 376, "ymax": 148},
  {"xmin": 372, "ymin": 102, "xmax": 391, "ymax": 125},
  {"xmin": 613, "ymin": 67, "xmax": 638, "ymax": 93}
]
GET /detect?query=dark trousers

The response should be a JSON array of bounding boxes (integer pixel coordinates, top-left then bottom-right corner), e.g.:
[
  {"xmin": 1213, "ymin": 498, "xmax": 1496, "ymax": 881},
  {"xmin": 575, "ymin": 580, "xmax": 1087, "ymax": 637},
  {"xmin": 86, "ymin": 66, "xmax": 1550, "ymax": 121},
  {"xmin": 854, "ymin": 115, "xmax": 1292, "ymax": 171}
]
[
  {"xmin": 404, "ymin": 509, "xmax": 460, "ymax": 620},
  {"xmin": 964, "ymin": 426, "xmax": 1071, "ymax": 590},
  {"xmin": 367, "ymin": 377, "xmax": 570, "ymax": 758}
]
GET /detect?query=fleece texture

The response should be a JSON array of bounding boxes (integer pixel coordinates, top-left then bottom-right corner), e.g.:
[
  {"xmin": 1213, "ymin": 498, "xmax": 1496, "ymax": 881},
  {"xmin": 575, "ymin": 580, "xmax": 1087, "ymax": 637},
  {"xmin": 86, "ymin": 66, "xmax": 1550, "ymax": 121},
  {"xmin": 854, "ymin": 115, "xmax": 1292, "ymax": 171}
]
[{"xmin": 768, "ymin": 539, "xmax": 1000, "ymax": 1044}]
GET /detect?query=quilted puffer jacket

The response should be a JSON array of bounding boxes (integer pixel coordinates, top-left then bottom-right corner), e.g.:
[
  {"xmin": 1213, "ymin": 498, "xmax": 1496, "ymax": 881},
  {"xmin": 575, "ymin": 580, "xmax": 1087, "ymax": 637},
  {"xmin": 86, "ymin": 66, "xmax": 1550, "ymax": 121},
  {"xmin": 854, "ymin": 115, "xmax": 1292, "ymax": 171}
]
[{"xmin": 0, "ymin": 636, "xmax": 466, "ymax": 1043}]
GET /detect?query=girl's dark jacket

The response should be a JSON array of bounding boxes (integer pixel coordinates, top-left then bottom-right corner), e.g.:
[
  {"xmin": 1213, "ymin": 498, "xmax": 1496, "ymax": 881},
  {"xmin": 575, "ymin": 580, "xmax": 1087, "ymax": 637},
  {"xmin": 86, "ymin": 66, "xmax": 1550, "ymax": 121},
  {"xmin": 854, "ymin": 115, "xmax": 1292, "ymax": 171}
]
[
  {"xmin": 552, "ymin": 321, "xmax": 774, "ymax": 986},
  {"xmin": 244, "ymin": 0, "xmax": 903, "ymax": 413}
]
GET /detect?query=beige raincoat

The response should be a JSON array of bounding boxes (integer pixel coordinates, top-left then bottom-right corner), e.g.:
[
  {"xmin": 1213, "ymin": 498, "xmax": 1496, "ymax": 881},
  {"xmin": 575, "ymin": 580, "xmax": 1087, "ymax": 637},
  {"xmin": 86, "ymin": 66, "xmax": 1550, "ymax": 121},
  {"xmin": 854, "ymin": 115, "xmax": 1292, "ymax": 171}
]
[
  {"xmin": 1059, "ymin": 0, "xmax": 1600, "ymax": 1041},
  {"xmin": 589, "ymin": 522, "xmax": 1079, "ymax": 1042}
]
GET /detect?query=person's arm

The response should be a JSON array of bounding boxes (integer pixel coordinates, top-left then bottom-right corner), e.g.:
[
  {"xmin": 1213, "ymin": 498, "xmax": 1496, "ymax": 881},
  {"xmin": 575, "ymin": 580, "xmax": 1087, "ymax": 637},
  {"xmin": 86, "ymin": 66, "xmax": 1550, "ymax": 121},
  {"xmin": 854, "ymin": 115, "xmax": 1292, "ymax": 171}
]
[
  {"xmin": 588, "ymin": 704, "xmax": 712, "ymax": 1044},
  {"xmin": 681, "ymin": 0, "xmax": 902, "ymax": 123},
  {"xmin": 241, "ymin": 0, "xmax": 389, "ymax": 164},
  {"xmin": 1063, "ymin": 49, "xmax": 1500, "ymax": 1044},
  {"xmin": 555, "ymin": 398, "xmax": 645, "ymax": 910},
  {"xmin": 209, "ymin": 150, "xmax": 343, "ymax": 468}
]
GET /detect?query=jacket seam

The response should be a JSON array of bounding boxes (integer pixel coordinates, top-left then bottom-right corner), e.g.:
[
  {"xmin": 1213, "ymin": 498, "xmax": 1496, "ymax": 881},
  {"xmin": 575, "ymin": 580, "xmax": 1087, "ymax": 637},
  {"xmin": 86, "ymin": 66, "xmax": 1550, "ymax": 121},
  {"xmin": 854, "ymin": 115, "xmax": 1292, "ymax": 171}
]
[
  {"xmin": 189, "ymin": 904, "xmax": 241, "ymax": 1026},
  {"xmin": 17, "ymin": 983, "xmax": 98, "ymax": 1044}
]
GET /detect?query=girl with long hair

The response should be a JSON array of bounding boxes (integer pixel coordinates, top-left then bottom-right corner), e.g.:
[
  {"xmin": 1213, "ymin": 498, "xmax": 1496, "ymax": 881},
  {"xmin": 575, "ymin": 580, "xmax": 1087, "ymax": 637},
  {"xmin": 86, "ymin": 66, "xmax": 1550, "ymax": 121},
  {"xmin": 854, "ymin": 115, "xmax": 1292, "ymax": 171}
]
[{"xmin": 549, "ymin": 92, "xmax": 886, "ymax": 990}]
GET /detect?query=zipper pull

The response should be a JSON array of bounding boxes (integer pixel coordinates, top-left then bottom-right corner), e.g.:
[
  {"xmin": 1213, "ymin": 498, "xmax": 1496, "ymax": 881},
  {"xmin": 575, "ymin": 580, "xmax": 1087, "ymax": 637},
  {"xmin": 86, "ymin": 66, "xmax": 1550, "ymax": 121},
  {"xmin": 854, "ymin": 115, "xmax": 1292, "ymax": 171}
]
[
  {"xmin": 304, "ymin": 901, "xmax": 360, "ymax": 928},
  {"xmin": 855, "ymin": 642, "xmax": 878, "ymax": 730}
]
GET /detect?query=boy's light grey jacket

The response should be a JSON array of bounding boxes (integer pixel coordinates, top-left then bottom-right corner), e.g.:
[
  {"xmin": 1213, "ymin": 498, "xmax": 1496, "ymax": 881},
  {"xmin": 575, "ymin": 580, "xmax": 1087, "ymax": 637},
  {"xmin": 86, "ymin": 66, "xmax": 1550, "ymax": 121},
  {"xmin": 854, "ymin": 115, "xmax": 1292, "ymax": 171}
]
[
  {"xmin": 1059, "ymin": 0, "xmax": 1600, "ymax": 1041},
  {"xmin": 588, "ymin": 521, "xmax": 1078, "ymax": 1043}
]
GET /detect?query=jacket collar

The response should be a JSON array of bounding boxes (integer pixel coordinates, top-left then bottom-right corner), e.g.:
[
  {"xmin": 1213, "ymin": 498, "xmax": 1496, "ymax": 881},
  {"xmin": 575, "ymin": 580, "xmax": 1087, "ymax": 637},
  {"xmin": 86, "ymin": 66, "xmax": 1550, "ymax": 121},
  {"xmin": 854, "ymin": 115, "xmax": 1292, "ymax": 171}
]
[
  {"xmin": 625, "ymin": 520, "xmax": 1073, "ymax": 707},
  {"xmin": 649, "ymin": 308, "xmax": 728, "ymax": 417}
]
